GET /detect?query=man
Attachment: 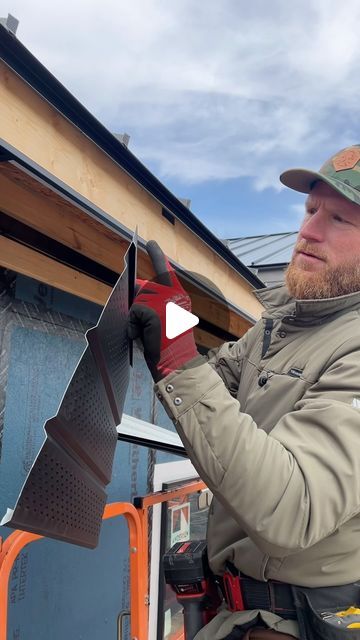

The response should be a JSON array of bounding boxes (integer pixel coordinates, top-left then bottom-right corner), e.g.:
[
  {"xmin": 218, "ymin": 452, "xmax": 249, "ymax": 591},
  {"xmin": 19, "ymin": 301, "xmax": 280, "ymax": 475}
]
[{"xmin": 129, "ymin": 145, "xmax": 360, "ymax": 639}]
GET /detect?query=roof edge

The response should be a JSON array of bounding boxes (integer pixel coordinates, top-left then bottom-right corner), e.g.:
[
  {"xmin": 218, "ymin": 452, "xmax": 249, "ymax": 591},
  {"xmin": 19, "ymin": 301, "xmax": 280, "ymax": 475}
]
[{"xmin": 226, "ymin": 231, "xmax": 298, "ymax": 242}]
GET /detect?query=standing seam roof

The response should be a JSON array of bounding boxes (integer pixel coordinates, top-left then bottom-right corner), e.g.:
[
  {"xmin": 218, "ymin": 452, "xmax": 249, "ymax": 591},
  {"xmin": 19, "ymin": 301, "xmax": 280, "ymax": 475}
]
[{"xmin": 226, "ymin": 232, "xmax": 298, "ymax": 266}]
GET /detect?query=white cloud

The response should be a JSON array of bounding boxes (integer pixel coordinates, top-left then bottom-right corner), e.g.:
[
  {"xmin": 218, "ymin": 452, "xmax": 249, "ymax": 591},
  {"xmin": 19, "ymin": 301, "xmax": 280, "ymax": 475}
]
[{"xmin": 5, "ymin": 0, "xmax": 360, "ymax": 188}]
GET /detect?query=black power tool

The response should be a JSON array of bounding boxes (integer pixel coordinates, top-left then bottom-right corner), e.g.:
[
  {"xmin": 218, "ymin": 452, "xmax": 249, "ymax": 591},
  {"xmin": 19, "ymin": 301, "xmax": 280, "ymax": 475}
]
[{"xmin": 163, "ymin": 540, "xmax": 221, "ymax": 640}]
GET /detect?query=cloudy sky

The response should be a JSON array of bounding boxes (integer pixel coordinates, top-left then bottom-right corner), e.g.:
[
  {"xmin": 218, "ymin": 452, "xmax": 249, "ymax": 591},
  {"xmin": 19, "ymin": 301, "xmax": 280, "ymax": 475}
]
[{"xmin": 4, "ymin": 1, "xmax": 360, "ymax": 239}]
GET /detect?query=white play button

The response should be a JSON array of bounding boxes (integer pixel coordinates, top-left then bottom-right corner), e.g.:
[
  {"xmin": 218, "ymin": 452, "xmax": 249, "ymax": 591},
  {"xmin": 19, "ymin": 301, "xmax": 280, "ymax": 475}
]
[{"xmin": 166, "ymin": 302, "xmax": 199, "ymax": 339}]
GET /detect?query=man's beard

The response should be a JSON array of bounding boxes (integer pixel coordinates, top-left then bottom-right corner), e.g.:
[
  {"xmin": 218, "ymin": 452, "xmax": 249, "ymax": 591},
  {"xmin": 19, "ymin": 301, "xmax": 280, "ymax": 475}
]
[{"xmin": 285, "ymin": 241, "xmax": 360, "ymax": 299}]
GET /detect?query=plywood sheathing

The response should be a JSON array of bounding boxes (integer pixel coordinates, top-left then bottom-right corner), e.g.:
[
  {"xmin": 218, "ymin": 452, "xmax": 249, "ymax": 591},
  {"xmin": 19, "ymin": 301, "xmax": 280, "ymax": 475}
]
[{"xmin": 0, "ymin": 61, "xmax": 263, "ymax": 323}]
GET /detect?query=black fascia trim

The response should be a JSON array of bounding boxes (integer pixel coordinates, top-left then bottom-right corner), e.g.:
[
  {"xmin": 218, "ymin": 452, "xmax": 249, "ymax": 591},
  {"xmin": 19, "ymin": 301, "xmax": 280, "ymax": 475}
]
[
  {"xmin": 1, "ymin": 141, "xmax": 262, "ymax": 325},
  {"xmin": 0, "ymin": 26, "xmax": 263, "ymax": 289},
  {"xmin": 0, "ymin": 207, "xmax": 245, "ymax": 338},
  {"xmin": 1, "ymin": 144, "xmax": 260, "ymax": 328},
  {"xmin": 252, "ymin": 263, "xmax": 289, "ymax": 269},
  {"xmin": 0, "ymin": 149, "xmax": 12, "ymax": 162},
  {"xmin": 0, "ymin": 210, "xmax": 119, "ymax": 285},
  {"xmin": 162, "ymin": 208, "xmax": 175, "ymax": 225}
]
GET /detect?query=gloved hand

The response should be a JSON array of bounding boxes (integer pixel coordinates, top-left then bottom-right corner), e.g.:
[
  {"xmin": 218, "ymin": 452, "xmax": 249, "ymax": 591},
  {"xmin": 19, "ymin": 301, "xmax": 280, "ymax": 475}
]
[{"xmin": 128, "ymin": 240, "xmax": 199, "ymax": 381}]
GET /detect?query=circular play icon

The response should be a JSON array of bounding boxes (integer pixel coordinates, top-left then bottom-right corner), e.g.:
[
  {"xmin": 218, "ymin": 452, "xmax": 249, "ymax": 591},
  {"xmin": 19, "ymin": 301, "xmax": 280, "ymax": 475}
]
[{"xmin": 165, "ymin": 301, "xmax": 199, "ymax": 339}]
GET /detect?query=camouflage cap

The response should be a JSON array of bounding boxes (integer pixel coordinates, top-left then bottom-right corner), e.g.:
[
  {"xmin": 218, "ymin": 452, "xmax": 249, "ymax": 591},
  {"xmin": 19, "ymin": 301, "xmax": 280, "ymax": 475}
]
[{"xmin": 280, "ymin": 145, "xmax": 360, "ymax": 206}]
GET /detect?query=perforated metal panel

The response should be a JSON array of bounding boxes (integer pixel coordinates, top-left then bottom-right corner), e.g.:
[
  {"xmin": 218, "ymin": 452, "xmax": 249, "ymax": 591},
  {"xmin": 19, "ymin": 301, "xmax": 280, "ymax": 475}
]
[
  {"xmin": 86, "ymin": 272, "xmax": 129, "ymax": 425},
  {"xmin": 1, "ymin": 236, "xmax": 137, "ymax": 548},
  {"xmin": 3, "ymin": 439, "xmax": 106, "ymax": 547},
  {"xmin": 46, "ymin": 347, "xmax": 117, "ymax": 484}
]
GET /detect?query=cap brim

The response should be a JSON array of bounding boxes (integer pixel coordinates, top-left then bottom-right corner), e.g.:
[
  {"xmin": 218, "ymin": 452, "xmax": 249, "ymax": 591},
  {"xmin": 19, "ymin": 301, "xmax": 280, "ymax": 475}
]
[
  {"xmin": 279, "ymin": 169, "xmax": 325, "ymax": 194},
  {"xmin": 280, "ymin": 168, "xmax": 360, "ymax": 206}
]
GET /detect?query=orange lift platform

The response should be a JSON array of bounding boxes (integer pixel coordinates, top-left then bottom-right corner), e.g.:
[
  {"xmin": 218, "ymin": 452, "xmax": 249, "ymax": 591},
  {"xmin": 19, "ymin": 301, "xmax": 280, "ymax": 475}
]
[{"xmin": 0, "ymin": 478, "xmax": 206, "ymax": 640}]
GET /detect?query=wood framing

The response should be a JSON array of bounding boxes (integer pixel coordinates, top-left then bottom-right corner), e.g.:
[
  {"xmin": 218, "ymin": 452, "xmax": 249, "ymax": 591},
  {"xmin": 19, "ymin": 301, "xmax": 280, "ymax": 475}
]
[
  {"xmin": 0, "ymin": 236, "xmax": 110, "ymax": 305},
  {"xmin": 0, "ymin": 164, "xmax": 128, "ymax": 273},
  {"xmin": 0, "ymin": 60, "xmax": 263, "ymax": 323},
  {"xmin": 0, "ymin": 235, "xmax": 222, "ymax": 348},
  {"xmin": 0, "ymin": 163, "xmax": 255, "ymax": 338}
]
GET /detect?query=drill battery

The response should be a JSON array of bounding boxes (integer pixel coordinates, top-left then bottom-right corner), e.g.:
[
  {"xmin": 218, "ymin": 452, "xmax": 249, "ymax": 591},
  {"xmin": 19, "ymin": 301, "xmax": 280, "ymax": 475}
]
[{"xmin": 163, "ymin": 540, "xmax": 221, "ymax": 638}]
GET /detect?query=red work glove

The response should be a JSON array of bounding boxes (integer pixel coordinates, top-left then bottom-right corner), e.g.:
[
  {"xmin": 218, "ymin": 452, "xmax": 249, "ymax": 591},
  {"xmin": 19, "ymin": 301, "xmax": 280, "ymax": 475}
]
[{"xmin": 128, "ymin": 241, "xmax": 199, "ymax": 382}]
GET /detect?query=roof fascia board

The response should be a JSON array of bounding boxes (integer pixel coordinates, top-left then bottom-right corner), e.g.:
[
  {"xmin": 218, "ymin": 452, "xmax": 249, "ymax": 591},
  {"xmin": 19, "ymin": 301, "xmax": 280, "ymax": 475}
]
[{"xmin": 0, "ymin": 26, "xmax": 263, "ymax": 289}]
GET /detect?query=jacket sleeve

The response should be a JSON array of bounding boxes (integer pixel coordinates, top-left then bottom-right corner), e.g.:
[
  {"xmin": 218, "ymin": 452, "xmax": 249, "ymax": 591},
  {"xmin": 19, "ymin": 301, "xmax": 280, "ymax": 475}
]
[
  {"xmin": 206, "ymin": 325, "xmax": 256, "ymax": 397},
  {"xmin": 155, "ymin": 338, "xmax": 360, "ymax": 557}
]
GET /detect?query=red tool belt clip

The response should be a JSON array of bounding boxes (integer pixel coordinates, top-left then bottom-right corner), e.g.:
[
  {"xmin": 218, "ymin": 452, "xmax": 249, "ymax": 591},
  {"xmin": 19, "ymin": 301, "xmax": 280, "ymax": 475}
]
[{"xmin": 222, "ymin": 571, "xmax": 245, "ymax": 612}]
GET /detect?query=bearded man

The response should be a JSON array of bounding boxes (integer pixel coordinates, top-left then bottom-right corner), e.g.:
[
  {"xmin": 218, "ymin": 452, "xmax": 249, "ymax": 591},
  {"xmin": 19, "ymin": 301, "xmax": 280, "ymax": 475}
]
[{"xmin": 129, "ymin": 146, "xmax": 360, "ymax": 640}]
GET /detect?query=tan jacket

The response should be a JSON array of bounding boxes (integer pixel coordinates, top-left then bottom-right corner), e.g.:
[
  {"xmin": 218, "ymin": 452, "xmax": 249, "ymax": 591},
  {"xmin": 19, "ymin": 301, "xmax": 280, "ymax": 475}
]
[{"xmin": 156, "ymin": 285, "xmax": 360, "ymax": 590}]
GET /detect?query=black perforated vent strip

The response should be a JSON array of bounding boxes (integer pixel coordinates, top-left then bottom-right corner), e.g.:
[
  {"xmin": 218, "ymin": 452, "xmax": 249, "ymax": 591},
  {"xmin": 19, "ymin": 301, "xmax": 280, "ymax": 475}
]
[
  {"xmin": 2, "ymin": 237, "xmax": 137, "ymax": 548},
  {"xmin": 11, "ymin": 439, "xmax": 106, "ymax": 548},
  {"xmin": 46, "ymin": 348, "xmax": 117, "ymax": 484},
  {"xmin": 86, "ymin": 269, "xmax": 129, "ymax": 425}
]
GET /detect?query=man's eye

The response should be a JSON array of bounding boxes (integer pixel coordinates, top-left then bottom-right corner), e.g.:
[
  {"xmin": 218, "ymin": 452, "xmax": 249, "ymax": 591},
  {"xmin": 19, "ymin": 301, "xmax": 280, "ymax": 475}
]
[{"xmin": 333, "ymin": 214, "xmax": 348, "ymax": 223}]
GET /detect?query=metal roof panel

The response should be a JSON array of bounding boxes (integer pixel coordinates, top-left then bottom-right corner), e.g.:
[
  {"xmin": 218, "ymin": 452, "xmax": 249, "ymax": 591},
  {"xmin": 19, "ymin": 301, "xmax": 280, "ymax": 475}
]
[{"xmin": 227, "ymin": 232, "xmax": 297, "ymax": 266}]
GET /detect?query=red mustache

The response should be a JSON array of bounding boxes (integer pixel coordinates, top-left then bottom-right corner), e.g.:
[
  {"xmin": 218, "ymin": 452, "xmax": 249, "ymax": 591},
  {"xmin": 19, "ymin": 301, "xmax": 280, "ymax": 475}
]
[{"xmin": 294, "ymin": 241, "xmax": 327, "ymax": 262}]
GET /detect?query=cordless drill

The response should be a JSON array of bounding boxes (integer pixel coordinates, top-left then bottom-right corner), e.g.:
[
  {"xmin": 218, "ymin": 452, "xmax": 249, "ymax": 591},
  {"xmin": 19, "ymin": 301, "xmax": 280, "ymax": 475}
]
[{"xmin": 163, "ymin": 540, "xmax": 221, "ymax": 640}]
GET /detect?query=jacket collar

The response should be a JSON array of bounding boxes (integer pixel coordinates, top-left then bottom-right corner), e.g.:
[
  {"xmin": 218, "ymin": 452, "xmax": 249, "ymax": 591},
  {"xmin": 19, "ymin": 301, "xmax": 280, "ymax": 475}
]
[{"xmin": 255, "ymin": 284, "xmax": 360, "ymax": 321}]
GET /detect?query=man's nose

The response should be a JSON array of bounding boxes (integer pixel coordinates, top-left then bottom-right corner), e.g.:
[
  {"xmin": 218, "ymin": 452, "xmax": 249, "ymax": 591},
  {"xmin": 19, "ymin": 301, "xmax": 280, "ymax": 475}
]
[{"xmin": 299, "ymin": 210, "xmax": 326, "ymax": 243}]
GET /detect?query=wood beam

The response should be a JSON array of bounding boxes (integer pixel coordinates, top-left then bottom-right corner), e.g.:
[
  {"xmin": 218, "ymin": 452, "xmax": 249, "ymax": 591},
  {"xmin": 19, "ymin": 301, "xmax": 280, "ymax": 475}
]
[
  {"xmin": 0, "ymin": 236, "xmax": 110, "ymax": 305},
  {"xmin": 183, "ymin": 280, "xmax": 252, "ymax": 338},
  {"xmin": 0, "ymin": 236, "xmax": 221, "ymax": 349},
  {"xmin": 0, "ymin": 165, "xmax": 127, "ymax": 273},
  {"xmin": 194, "ymin": 329, "xmax": 222, "ymax": 350},
  {"xmin": 0, "ymin": 169, "xmax": 252, "ymax": 337}
]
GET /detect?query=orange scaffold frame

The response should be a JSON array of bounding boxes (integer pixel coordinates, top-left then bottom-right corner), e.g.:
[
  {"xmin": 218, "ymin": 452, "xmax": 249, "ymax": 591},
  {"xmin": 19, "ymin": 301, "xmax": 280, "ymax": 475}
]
[{"xmin": 0, "ymin": 479, "xmax": 205, "ymax": 640}]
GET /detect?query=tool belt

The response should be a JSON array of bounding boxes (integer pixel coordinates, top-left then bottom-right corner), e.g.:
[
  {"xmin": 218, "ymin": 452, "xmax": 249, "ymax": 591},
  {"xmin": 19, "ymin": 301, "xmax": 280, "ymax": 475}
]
[
  {"xmin": 221, "ymin": 563, "xmax": 297, "ymax": 620},
  {"xmin": 292, "ymin": 582, "xmax": 360, "ymax": 640},
  {"xmin": 220, "ymin": 563, "xmax": 360, "ymax": 639}
]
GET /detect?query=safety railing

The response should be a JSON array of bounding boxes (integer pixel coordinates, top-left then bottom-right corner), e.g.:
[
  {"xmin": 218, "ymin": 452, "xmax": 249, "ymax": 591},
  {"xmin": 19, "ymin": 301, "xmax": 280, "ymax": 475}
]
[
  {"xmin": 0, "ymin": 479, "xmax": 206, "ymax": 640},
  {"xmin": 0, "ymin": 502, "xmax": 146, "ymax": 640}
]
